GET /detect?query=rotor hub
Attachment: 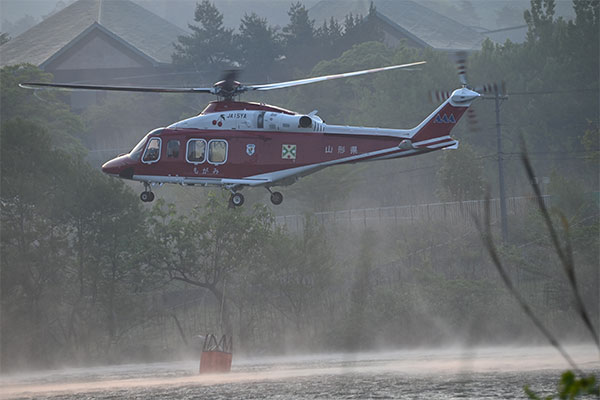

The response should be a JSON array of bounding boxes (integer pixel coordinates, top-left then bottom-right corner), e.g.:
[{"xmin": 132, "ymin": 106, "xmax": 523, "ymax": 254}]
[{"xmin": 213, "ymin": 80, "xmax": 242, "ymax": 99}]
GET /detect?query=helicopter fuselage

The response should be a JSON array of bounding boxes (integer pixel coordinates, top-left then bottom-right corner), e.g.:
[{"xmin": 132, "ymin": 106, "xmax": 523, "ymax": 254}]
[{"xmin": 102, "ymin": 88, "xmax": 477, "ymax": 204}]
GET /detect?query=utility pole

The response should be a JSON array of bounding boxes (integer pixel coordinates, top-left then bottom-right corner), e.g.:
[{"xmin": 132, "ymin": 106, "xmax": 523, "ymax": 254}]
[
  {"xmin": 483, "ymin": 87, "xmax": 509, "ymax": 243},
  {"xmin": 495, "ymin": 92, "xmax": 508, "ymax": 243}
]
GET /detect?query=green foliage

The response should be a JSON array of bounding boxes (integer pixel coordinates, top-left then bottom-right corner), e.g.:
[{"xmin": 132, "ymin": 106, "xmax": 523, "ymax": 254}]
[
  {"xmin": 147, "ymin": 193, "xmax": 276, "ymax": 332},
  {"xmin": 255, "ymin": 214, "xmax": 335, "ymax": 341},
  {"xmin": 0, "ymin": 32, "xmax": 10, "ymax": 45},
  {"xmin": 546, "ymin": 172, "xmax": 588, "ymax": 218},
  {"xmin": 524, "ymin": 0, "xmax": 558, "ymax": 43},
  {"xmin": 282, "ymin": 2, "xmax": 317, "ymax": 70},
  {"xmin": 580, "ymin": 121, "xmax": 599, "ymax": 163},
  {"xmin": 147, "ymin": 193, "xmax": 273, "ymax": 293},
  {"xmin": 172, "ymin": 0, "xmax": 234, "ymax": 72},
  {"xmin": 0, "ymin": 65, "xmax": 84, "ymax": 150},
  {"xmin": 463, "ymin": 0, "xmax": 598, "ymax": 204},
  {"xmin": 525, "ymin": 370, "xmax": 599, "ymax": 399},
  {"xmin": 0, "ymin": 117, "xmax": 148, "ymax": 368},
  {"xmin": 80, "ymin": 92, "xmax": 193, "ymax": 162},
  {"xmin": 316, "ymin": 17, "xmax": 343, "ymax": 55},
  {"xmin": 337, "ymin": 4, "xmax": 383, "ymax": 55},
  {"xmin": 437, "ymin": 143, "xmax": 486, "ymax": 202},
  {"xmin": 343, "ymin": 230, "xmax": 375, "ymax": 349},
  {"xmin": 235, "ymin": 13, "xmax": 282, "ymax": 80},
  {"xmin": 288, "ymin": 164, "xmax": 358, "ymax": 211},
  {"xmin": 171, "ymin": 1, "xmax": 388, "ymax": 80}
]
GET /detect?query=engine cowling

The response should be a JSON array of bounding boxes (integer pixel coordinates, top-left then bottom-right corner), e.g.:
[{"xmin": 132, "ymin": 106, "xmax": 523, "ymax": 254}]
[{"xmin": 264, "ymin": 113, "xmax": 315, "ymax": 131}]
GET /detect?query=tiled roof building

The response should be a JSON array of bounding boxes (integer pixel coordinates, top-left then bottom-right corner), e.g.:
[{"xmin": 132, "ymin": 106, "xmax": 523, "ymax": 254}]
[
  {"xmin": 0, "ymin": 0, "xmax": 186, "ymax": 83},
  {"xmin": 309, "ymin": 0, "xmax": 485, "ymax": 51}
]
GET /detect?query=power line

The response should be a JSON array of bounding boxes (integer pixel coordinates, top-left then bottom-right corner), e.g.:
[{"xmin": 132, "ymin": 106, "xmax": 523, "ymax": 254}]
[{"xmin": 508, "ymin": 88, "xmax": 599, "ymax": 96}]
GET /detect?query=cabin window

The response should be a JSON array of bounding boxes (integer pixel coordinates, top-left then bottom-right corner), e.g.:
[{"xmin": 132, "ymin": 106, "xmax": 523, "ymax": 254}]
[
  {"xmin": 142, "ymin": 137, "xmax": 161, "ymax": 163},
  {"xmin": 167, "ymin": 140, "xmax": 180, "ymax": 158},
  {"xmin": 186, "ymin": 139, "xmax": 206, "ymax": 163},
  {"xmin": 208, "ymin": 140, "xmax": 228, "ymax": 165}
]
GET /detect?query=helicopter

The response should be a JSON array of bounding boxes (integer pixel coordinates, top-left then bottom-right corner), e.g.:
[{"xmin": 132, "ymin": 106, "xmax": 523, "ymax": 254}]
[{"xmin": 21, "ymin": 61, "xmax": 480, "ymax": 207}]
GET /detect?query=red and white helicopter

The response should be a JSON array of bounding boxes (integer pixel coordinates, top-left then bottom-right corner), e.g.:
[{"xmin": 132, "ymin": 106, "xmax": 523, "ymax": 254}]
[{"xmin": 21, "ymin": 61, "xmax": 480, "ymax": 206}]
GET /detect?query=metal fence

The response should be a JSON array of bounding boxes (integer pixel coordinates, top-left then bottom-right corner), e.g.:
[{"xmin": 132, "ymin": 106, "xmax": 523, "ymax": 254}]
[{"xmin": 274, "ymin": 195, "xmax": 549, "ymax": 233}]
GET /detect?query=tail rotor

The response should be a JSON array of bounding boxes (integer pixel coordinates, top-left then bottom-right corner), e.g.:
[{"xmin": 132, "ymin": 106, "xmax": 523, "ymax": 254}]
[
  {"xmin": 428, "ymin": 52, "xmax": 507, "ymax": 132},
  {"xmin": 429, "ymin": 90, "xmax": 452, "ymax": 103},
  {"xmin": 474, "ymin": 81, "xmax": 507, "ymax": 97},
  {"xmin": 455, "ymin": 51, "xmax": 468, "ymax": 87}
]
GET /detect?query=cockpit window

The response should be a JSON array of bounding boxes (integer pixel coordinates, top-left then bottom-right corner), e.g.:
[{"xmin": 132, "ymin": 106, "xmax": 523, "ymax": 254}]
[
  {"xmin": 129, "ymin": 136, "xmax": 147, "ymax": 160},
  {"xmin": 129, "ymin": 128, "xmax": 163, "ymax": 161},
  {"xmin": 142, "ymin": 138, "xmax": 161, "ymax": 163}
]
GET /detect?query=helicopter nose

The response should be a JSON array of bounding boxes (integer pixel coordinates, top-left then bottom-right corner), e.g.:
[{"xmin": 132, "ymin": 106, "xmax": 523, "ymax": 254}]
[
  {"xmin": 102, "ymin": 156, "xmax": 134, "ymax": 179},
  {"xmin": 101, "ymin": 157, "xmax": 122, "ymax": 175}
]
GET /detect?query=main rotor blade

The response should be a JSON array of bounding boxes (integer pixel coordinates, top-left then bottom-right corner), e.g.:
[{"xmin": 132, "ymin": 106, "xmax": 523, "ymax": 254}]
[
  {"xmin": 247, "ymin": 61, "xmax": 426, "ymax": 92},
  {"xmin": 19, "ymin": 82, "xmax": 214, "ymax": 94}
]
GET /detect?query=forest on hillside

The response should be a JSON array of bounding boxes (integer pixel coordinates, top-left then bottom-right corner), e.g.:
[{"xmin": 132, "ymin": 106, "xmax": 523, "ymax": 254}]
[{"xmin": 0, "ymin": 0, "xmax": 598, "ymax": 372}]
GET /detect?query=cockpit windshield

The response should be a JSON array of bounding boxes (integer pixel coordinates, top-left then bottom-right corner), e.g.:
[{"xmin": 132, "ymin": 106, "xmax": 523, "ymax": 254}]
[{"xmin": 129, "ymin": 128, "xmax": 164, "ymax": 160}]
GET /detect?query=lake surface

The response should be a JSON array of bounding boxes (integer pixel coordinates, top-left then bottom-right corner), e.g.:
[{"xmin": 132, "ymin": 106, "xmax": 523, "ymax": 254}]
[{"xmin": 1, "ymin": 345, "xmax": 598, "ymax": 399}]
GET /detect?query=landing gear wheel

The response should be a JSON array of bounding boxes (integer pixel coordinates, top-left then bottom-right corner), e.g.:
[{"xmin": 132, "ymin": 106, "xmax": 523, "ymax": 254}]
[
  {"xmin": 270, "ymin": 191, "xmax": 283, "ymax": 205},
  {"xmin": 230, "ymin": 192, "xmax": 245, "ymax": 207},
  {"xmin": 140, "ymin": 191, "xmax": 154, "ymax": 202}
]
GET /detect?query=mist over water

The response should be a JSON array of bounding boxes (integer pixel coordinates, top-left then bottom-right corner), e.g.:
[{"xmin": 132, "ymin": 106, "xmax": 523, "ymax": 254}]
[{"xmin": 1, "ymin": 345, "xmax": 597, "ymax": 399}]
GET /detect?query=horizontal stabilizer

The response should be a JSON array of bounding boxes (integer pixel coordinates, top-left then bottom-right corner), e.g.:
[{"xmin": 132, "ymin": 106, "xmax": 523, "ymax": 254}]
[{"xmin": 412, "ymin": 137, "xmax": 459, "ymax": 150}]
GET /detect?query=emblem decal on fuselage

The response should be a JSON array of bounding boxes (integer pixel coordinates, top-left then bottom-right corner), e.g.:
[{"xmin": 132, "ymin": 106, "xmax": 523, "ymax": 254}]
[
  {"xmin": 246, "ymin": 144, "xmax": 256, "ymax": 156},
  {"xmin": 282, "ymin": 144, "xmax": 296, "ymax": 160},
  {"xmin": 433, "ymin": 113, "xmax": 456, "ymax": 124}
]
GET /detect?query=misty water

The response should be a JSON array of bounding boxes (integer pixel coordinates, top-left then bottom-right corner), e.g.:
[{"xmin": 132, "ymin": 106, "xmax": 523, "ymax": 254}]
[{"xmin": 1, "ymin": 345, "xmax": 598, "ymax": 399}]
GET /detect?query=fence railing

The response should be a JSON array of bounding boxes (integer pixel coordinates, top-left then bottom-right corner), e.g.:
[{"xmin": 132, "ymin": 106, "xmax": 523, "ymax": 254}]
[{"xmin": 274, "ymin": 195, "xmax": 550, "ymax": 233}]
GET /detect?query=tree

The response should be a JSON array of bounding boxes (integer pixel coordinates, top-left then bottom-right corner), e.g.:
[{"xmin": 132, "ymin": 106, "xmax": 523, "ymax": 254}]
[
  {"xmin": 64, "ymin": 168, "xmax": 149, "ymax": 354},
  {"xmin": 524, "ymin": 0, "xmax": 557, "ymax": 43},
  {"xmin": 0, "ymin": 118, "xmax": 75, "ymax": 369},
  {"xmin": 235, "ymin": 13, "xmax": 282, "ymax": 81},
  {"xmin": 258, "ymin": 215, "xmax": 335, "ymax": 342},
  {"xmin": 0, "ymin": 65, "xmax": 83, "ymax": 149},
  {"xmin": 338, "ymin": 3, "xmax": 383, "ymax": 54},
  {"xmin": 0, "ymin": 32, "xmax": 10, "ymax": 45},
  {"xmin": 315, "ymin": 17, "xmax": 343, "ymax": 55},
  {"xmin": 147, "ymin": 194, "xmax": 274, "ymax": 332},
  {"xmin": 344, "ymin": 230, "xmax": 375, "ymax": 350},
  {"xmin": 581, "ymin": 122, "xmax": 599, "ymax": 163},
  {"xmin": 172, "ymin": 0, "xmax": 234, "ymax": 73},
  {"xmin": 437, "ymin": 143, "xmax": 485, "ymax": 202},
  {"xmin": 289, "ymin": 165, "xmax": 357, "ymax": 212},
  {"xmin": 0, "ymin": 114, "xmax": 152, "ymax": 367},
  {"xmin": 282, "ymin": 2, "xmax": 317, "ymax": 71}
]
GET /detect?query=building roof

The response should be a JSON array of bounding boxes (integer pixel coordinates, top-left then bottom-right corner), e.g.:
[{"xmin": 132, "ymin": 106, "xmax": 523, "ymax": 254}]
[
  {"xmin": 308, "ymin": 0, "xmax": 485, "ymax": 51},
  {"xmin": 0, "ymin": 0, "xmax": 187, "ymax": 67},
  {"xmin": 478, "ymin": 25, "xmax": 528, "ymax": 44}
]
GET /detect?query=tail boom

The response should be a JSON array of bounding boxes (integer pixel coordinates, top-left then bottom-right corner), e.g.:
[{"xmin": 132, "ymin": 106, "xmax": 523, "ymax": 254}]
[{"xmin": 322, "ymin": 88, "xmax": 478, "ymax": 148}]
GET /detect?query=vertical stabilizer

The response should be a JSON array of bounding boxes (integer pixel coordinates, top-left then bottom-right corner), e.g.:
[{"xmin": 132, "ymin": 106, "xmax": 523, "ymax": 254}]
[{"xmin": 410, "ymin": 88, "xmax": 479, "ymax": 147}]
